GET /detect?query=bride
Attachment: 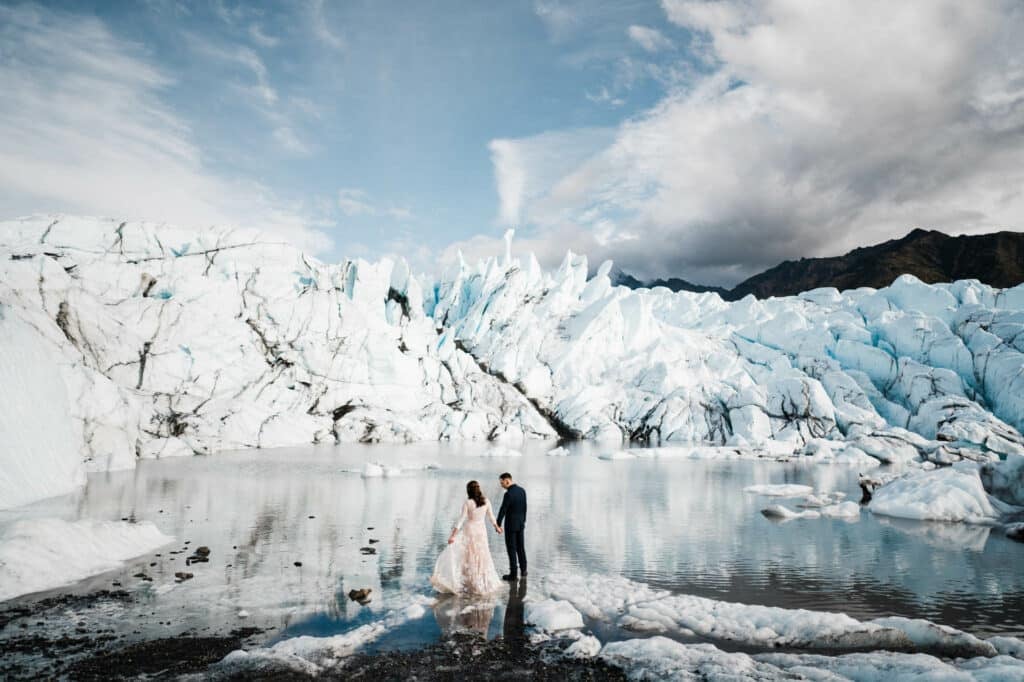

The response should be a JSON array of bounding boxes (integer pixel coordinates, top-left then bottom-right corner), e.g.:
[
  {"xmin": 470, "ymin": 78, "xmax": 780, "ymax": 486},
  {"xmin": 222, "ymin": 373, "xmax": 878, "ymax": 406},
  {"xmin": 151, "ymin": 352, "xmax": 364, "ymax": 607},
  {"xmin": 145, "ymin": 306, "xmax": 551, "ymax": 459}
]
[{"xmin": 430, "ymin": 480, "xmax": 504, "ymax": 595}]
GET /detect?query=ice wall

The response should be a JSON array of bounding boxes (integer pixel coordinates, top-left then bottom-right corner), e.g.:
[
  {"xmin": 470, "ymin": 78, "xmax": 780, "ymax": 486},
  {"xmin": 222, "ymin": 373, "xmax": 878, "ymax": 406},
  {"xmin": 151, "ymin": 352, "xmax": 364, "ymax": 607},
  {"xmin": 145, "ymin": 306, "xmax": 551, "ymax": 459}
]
[
  {"xmin": 0, "ymin": 216, "xmax": 555, "ymax": 508},
  {"xmin": 432, "ymin": 251, "xmax": 1024, "ymax": 465},
  {"xmin": 0, "ymin": 305, "xmax": 84, "ymax": 509}
]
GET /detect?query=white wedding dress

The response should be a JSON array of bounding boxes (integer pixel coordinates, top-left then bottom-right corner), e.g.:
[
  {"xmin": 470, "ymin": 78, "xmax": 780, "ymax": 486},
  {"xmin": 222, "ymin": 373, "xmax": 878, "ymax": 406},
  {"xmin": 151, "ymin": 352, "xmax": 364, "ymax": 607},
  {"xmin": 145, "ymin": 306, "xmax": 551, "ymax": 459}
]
[{"xmin": 430, "ymin": 498, "xmax": 503, "ymax": 595}]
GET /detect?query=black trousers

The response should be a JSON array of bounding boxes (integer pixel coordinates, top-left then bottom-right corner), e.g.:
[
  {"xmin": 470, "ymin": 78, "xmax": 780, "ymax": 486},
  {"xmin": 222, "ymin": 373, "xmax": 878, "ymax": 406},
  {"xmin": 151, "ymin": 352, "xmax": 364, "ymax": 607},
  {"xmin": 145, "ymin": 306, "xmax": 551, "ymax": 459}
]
[{"xmin": 504, "ymin": 528, "xmax": 527, "ymax": 577}]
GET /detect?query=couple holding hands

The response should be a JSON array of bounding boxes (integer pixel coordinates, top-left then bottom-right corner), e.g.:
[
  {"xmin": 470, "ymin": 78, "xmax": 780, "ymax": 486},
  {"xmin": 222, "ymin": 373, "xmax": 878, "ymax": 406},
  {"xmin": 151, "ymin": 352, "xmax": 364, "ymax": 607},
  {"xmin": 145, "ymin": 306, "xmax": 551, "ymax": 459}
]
[{"xmin": 430, "ymin": 472, "xmax": 527, "ymax": 595}]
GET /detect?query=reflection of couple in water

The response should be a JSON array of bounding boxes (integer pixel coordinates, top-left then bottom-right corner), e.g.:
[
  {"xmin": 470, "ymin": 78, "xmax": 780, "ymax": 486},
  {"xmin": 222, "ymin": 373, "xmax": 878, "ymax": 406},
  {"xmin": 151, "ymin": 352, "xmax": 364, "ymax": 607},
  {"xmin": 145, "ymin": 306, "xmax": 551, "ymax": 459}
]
[
  {"xmin": 429, "ymin": 472, "xmax": 529, "ymax": 639},
  {"xmin": 432, "ymin": 575, "xmax": 528, "ymax": 643}
]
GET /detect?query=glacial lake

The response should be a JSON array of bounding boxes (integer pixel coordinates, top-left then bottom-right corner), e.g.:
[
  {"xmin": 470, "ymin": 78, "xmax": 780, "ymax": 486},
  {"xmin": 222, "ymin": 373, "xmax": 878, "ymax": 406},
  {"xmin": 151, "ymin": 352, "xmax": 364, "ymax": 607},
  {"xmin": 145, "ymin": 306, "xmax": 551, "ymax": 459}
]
[{"xmin": 3, "ymin": 441, "xmax": 1023, "ymax": 671}]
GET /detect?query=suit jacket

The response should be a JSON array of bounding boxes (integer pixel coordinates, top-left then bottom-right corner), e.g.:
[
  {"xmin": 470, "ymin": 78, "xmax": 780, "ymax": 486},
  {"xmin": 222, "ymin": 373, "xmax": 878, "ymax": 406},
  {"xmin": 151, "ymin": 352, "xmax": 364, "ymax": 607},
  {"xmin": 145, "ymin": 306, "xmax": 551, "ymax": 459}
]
[{"xmin": 496, "ymin": 484, "xmax": 527, "ymax": 532}]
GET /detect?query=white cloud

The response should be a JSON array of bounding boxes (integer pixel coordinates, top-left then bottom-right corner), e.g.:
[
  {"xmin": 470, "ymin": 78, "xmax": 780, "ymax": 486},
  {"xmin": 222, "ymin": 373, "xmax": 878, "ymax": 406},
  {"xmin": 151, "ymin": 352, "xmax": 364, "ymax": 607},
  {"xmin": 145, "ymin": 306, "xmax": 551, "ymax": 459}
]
[
  {"xmin": 187, "ymin": 36, "xmax": 278, "ymax": 105},
  {"xmin": 627, "ymin": 25, "xmax": 673, "ymax": 52},
  {"xmin": 475, "ymin": 0, "xmax": 1024, "ymax": 285},
  {"xmin": 337, "ymin": 188, "xmax": 413, "ymax": 221},
  {"xmin": 272, "ymin": 127, "xmax": 313, "ymax": 156},
  {"xmin": 0, "ymin": 4, "xmax": 331, "ymax": 253},
  {"xmin": 533, "ymin": 0, "xmax": 581, "ymax": 41},
  {"xmin": 489, "ymin": 128, "xmax": 617, "ymax": 227},
  {"xmin": 337, "ymin": 188, "xmax": 375, "ymax": 216},
  {"xmin": 311, "ymin": 0, "xmax": 344, "ymax": 50},
  {"xmin": 249, "ymin": 23, "xmax": 279, "ymax": 48},
  {"xmin": 585, "ymin": 86, "xmax": 626, "ymax": 107}
]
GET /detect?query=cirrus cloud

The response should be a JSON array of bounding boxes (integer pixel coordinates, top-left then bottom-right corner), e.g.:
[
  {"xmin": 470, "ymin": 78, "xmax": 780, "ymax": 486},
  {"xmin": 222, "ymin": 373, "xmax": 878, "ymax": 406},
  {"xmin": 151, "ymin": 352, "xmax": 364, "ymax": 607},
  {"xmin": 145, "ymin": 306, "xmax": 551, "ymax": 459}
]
[{"xmin": 0, "ymin": 3, "xmax": 333, "ymax": 253}]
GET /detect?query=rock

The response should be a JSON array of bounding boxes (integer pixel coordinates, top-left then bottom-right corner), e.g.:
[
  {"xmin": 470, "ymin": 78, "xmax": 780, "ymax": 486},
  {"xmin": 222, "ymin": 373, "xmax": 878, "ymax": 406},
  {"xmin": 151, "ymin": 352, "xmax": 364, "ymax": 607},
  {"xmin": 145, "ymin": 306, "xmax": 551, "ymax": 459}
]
[
  {"xmin": 293, "ymin": 561, "xmax": 302, "ymax": 567},
  {"xmin": 360, "ymin": 547, "xmax": 377, "ymax": 555},
  {"xmin": 174, "ymin": 572, "xmax": 193, "ymax": 582},
  {"xmin": 858, "ymin": 475, "xmax": 881, "ymax": 504},
  {"xmin": 308, "ymin": 515, "xmax": 315, "ymax": 519},
  {"xmin": 194, "ymin": 546, "xmax": 210, "ymax": 557},
  {"xmin": 348, "ymin": 588, "xmax": 372, "ymax": 604},
  {"xmin": 1007, "ymin": 523, "xmax": 1024, "ymax": 542},
  {"xmin": 368, "ymin": 538, "xmax": 379, "ymax": 544}
]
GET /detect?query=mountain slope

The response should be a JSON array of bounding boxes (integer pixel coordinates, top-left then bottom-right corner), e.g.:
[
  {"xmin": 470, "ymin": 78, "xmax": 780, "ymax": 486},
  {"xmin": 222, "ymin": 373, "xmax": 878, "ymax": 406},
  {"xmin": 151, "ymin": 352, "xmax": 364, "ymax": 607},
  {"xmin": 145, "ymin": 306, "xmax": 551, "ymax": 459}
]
[
  {"xmin": 614, "ymin": 229, "xmax": 1024, "ymax": 299},
  {"xmin": 730, "ymin": 228, "xmax": 1024, "ymax": 299}
]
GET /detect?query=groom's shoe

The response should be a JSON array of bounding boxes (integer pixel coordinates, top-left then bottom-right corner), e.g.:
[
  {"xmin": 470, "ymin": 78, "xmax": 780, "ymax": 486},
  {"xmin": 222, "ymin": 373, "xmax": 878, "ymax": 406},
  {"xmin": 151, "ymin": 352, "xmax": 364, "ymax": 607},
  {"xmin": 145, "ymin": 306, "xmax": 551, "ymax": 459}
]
[{"xmin": 502, "ymin": 574, "xmax": 517, "ymax": 581}]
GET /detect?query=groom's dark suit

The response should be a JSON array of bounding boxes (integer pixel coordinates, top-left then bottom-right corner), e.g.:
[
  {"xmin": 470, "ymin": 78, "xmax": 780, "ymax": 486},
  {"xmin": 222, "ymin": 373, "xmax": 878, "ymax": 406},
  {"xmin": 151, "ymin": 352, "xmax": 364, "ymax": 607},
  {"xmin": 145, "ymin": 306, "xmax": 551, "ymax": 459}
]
[{"xmin": 496, "ymin": 483, "xmax": 527, "ymax": 578}]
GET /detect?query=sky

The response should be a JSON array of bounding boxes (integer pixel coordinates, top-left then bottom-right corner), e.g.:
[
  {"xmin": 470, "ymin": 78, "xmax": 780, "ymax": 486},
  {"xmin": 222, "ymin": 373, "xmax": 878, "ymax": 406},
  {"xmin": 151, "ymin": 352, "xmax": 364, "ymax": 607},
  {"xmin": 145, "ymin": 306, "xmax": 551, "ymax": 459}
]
[{"xmin": 1, "ymin": 0, "xmax": 1022, "ymax": 286}]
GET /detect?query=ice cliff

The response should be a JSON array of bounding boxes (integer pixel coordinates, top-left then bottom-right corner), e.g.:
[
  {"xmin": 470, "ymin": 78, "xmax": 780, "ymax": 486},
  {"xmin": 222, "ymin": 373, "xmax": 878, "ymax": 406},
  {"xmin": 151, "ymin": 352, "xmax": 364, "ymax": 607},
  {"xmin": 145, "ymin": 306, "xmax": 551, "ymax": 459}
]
[
  {"xmin": 432, "ymin": 250, "xmax": 1024, "ymax": 464},
  {"xmin": 3, "ymin": 215, "xmax": 1024, "ymax": 509},
  {"xmin": 0, "ymin": 216, "xmax": 554, "ymax": 507}
]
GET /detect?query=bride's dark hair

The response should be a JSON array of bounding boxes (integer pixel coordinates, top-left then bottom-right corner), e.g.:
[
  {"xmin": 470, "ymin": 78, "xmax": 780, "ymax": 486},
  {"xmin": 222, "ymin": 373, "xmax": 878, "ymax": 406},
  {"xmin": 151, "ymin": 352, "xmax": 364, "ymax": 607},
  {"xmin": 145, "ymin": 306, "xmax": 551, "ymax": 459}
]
[{"xmin": 466, "ymin": 480, "xmax": 485, "ymax": 507}]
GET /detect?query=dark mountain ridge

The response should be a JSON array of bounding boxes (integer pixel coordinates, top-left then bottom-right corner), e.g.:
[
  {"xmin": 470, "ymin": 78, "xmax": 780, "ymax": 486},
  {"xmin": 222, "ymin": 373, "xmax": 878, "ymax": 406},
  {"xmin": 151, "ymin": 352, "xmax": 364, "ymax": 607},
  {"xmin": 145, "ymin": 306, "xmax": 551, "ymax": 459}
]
[{"xmin": 613, "ymin": 228, "xmax": 1024, "ymax": 300}]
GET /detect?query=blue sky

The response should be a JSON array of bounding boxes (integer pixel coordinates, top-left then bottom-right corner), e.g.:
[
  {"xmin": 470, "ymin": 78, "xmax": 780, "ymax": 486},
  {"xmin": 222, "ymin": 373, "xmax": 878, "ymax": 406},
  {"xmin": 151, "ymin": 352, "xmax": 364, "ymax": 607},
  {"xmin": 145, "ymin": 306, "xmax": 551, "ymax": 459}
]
[{"xmin": 2, "ymin": 1, "xmax": 1022, "ymax": 284}]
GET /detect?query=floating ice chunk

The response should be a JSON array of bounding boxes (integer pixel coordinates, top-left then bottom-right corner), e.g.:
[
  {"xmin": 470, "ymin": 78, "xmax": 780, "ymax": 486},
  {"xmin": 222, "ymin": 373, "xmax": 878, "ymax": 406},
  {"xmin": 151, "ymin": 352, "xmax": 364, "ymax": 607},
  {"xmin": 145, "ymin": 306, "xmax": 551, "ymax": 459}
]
[
  {"xmin": 475, "ymin": 446, "xmax": 523, "ymax": 457},
  {"xmin": 598, "ymin": 450, "xmax": 637, "ymax": 460},
  {"xmin": 546, "ymin": 446, "xmax": 570, "ymax": 456},
  {"xmin": 601, "ymin": 637, "xmax": 783, "ymax": 680},
  {"xmin": 0, "ymin": 518, "xmax": 173, "ymax": 601},
  {"xmin": 360, "ymin": 462, "xmax": 404, "ymax": 477},
  {"xmin": 526, "ymin": 599, "xmax": 585, "ymax": 632},
  {"xmin": 545, "ymin": 572, "xmax": 996, "ymax": 657},
  {"xmin": 818, "ymin": 501, "xmax": 861, "ymax": 519},
  {"xmin": 989, "ymin": 635, "xmax": 1024, "ymax": 658},
  {"xmin": 870, "ymin": 467, "xmax": 999, "ymax": 523},
  {"xmin": 564, "ymin": 634, "xmax": 601, "ymax": 659},
  {"xmin": 634, "ymin": 445, "xmax": 796, "ymax": 461},
  {"xmin": 871, "ymin": 616, "xmax": 997, "ymax": 657},
  {"xmin": 758, "ymin": 650, "xmax": 1024, "ymax": 680},
  {"xmin": 810, "ymin": 443, "xmax": 882, "ymax": 468},
  {"xmin": 761, "ymin": 504, "xmax": 821, "ymax": 520},
  {"xmin": 801, "ymin": 491, "xmax": 847, "ymax": 507},
  {"xmin": 602, "ymin": 637, "xmax": 1024, "ymax": 681},
  {"xmin": 550, "ymin": 573, "xmax": 886, "ymax": 650},
  {"xmin": 744, "ymin": 484, "xmax": 814, "ymax": 497}
]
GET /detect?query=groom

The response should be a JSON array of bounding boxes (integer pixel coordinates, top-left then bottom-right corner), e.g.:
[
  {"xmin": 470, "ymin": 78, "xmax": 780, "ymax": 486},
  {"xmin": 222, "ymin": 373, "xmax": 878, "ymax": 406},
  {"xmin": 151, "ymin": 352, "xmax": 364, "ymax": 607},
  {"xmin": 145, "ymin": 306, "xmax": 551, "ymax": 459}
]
[{"xmin": 495, "ymin": 472, "xmax": 527, "ymax": 581}]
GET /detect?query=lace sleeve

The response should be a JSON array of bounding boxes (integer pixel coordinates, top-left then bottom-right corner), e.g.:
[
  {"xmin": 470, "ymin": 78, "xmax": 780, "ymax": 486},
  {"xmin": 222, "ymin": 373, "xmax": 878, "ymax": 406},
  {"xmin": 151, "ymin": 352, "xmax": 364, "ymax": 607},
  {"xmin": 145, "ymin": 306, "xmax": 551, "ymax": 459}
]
[
  {"xmin": 485, "ymin": 499, "xmax": 498, "ymax": 526},
  {"xmin": 452, "ymin": 499, "xmax": 471, "ymax": 532}
]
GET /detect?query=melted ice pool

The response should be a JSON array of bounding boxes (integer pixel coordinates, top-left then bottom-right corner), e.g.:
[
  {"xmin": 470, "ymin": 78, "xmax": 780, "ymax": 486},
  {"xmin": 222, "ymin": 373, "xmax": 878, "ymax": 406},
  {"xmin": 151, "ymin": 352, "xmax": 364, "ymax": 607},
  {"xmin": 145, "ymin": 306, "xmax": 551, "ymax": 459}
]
[{"xmin": 2, "ymin": 442, "xmax": 1023, "ymax": 666}]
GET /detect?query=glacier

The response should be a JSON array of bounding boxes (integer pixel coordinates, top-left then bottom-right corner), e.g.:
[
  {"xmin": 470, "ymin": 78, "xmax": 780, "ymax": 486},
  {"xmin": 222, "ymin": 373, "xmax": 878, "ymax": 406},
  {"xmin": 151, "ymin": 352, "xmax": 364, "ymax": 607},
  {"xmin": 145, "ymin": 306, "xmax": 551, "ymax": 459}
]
[
  {"xmin": 2, "ymin": 214, "xmax": 1024, "ymax": 515},
  {"xmin": 0, "ymin": 216, "xmax": 556, "ymax": 509}
]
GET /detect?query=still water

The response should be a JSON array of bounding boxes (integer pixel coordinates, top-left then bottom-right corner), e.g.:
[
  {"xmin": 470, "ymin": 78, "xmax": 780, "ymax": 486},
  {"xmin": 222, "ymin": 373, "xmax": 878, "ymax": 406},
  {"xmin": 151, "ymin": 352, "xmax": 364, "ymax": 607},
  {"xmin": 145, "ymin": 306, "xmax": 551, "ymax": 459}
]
[{"xmin": 4, "ymin": 441, "xmax": 1023, "ymax": 660}]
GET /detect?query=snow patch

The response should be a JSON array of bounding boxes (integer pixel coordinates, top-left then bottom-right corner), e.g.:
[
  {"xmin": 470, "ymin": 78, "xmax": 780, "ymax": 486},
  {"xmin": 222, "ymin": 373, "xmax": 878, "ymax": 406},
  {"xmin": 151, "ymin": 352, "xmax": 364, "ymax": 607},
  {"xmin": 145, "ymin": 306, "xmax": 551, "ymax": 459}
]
[{"xmin": 0, "ymin": 518, "xmax": 173, "ymax": 601}]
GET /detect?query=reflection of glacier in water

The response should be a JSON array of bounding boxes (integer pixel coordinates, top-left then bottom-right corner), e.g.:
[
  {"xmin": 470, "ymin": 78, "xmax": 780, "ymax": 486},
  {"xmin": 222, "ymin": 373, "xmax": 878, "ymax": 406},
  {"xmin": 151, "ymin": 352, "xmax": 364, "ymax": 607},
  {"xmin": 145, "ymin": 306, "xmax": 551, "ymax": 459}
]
[{"xmin": 5, "ymin": 441, "xmax": 1024, "ymax": 657}]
